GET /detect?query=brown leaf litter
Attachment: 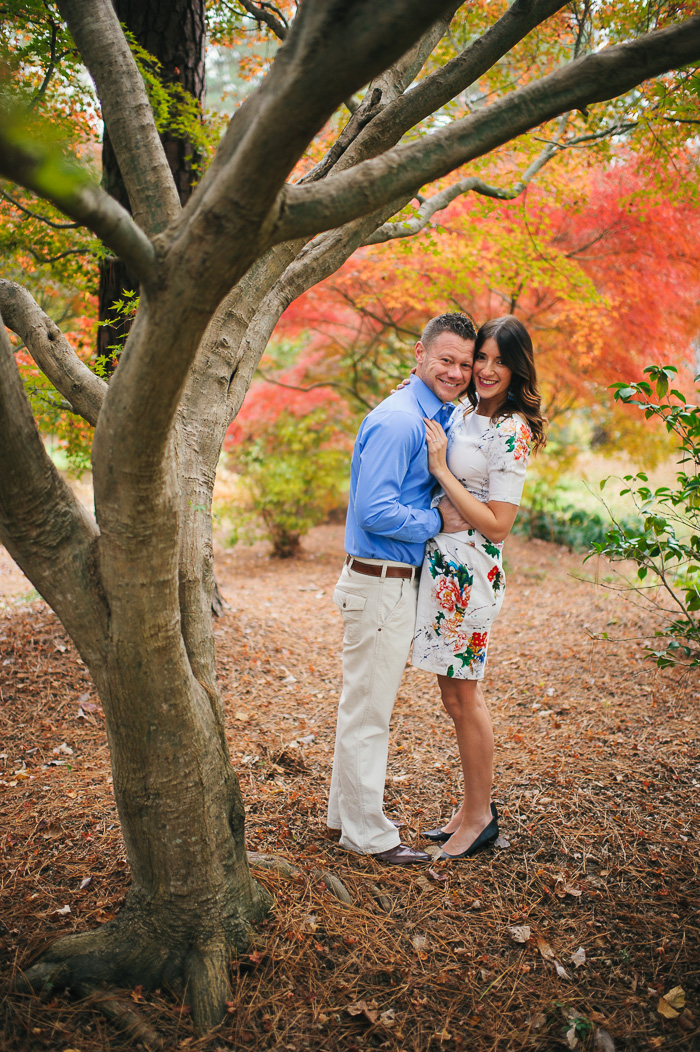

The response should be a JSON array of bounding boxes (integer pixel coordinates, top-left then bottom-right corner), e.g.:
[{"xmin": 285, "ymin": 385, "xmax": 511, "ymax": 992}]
[{"xmin": 0, "ymin": 525, "xmax": 698, "ymax": 1051}]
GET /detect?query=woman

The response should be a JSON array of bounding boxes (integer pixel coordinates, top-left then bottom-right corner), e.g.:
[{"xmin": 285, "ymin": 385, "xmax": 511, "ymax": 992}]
[{"xmin": 412, "ymin": 315, "xmax": 546, "ymax": 861}]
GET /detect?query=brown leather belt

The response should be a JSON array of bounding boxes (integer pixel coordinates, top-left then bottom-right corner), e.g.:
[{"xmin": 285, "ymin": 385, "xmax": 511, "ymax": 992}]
[{"xmin": 345, "ymin": 556, "xmax": 420, "ymax": 581}]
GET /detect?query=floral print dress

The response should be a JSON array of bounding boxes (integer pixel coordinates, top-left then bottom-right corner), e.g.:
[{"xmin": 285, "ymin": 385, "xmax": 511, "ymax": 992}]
[{"xmin": 411, "ymin": 410, "xmax": 532, "ymax": 680}]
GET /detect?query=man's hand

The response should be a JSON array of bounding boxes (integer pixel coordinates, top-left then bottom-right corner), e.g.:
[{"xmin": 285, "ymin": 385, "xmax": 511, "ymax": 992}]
[{"xmin": 438, "ymin": 496, "xmax": 472, "ymax": 534}]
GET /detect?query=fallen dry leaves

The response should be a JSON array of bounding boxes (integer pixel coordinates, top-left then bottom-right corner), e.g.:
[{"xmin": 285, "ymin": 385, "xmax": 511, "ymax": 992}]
[{"xmin": 0, "ymin": 525, "xmax": 698, "ymax": 1051}]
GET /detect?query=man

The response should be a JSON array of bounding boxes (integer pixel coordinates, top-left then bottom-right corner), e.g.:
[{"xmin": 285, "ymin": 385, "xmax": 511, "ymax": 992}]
[{"xmin": 328, "ymin": 313, "xmax": 477, "ymax": 864}]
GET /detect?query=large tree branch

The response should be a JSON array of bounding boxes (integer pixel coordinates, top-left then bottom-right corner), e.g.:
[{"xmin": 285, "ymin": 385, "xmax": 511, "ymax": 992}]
[
  {"xmin": 335, "ymin": 0, "xmax": 571, "ymax": 174},
  {"xmin": 274, "ymin": 17, "xmax": 700, "ymax": 242},
  {"xmin": 55, "ymin": 0, "xmax": 181, "ymax": 234},
  {"xmin": 179, "ymin": 0, "xmax": 459, "ymax": 266},
  {"xmin": 0, "ymin": 124, "xmax": 158, "ymax": 284},
  {"xmin": 179, "ymin": 12, "xmax": 461, "ymax": 452},
  {"xmin": 0, "ymin": 314, "xmax": 108, "ymax": 664},
  {"xmin": 174, "ymin": 12, "xmax": 461, "ymax": 476},
  {"xmin": 363, "ymin": 114, "xmax": 639, "ymax": 245},
  {"xmin": 0, "ymin": 280, "xmax": 107, "ymax": 426}
]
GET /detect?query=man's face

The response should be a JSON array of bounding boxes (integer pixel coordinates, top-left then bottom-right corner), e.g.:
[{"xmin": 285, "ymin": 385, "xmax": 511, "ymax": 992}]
[{"xmin": 414, "ymin": 331, "xmax": 474, "ymax": 403}]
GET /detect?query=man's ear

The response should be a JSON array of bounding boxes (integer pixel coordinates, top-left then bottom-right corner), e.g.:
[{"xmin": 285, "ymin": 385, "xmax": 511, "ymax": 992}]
[{"xmin": 414, "ymin": 340, "xmax": 426, "ymax": 370}]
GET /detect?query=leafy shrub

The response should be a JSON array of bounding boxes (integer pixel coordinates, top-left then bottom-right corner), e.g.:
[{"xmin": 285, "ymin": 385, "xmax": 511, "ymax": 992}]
[
  {"xmin": 225, "ymin": 380, "xmax": 352, "ymax": 558},
  {"xmin": 586, "ymin": 366, "xmax": 700, "ymax": 669},
  {"xmin": 517, "ymin": 501, "xmax": 643, "ymax": 552}
]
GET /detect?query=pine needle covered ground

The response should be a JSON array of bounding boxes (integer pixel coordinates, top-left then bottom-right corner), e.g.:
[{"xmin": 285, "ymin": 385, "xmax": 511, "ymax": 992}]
[{"xmin": 1, "ymin": 526, "xmax": 698, "ymax": 1051}]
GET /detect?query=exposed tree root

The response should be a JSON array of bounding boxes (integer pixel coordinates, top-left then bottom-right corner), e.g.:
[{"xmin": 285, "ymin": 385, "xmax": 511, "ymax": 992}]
[
  {"xmin": 75, "ymin": 983, "xmax": 164, "ymax": 1050},
  {"xmin": 248, "ymin": 853, "xmax": 353, "ymax": 903},
  {"xmin": 16, "ymin": 894, "xmax": 269, "ymax": 1035},
  {"xmin": 248, "ymin": 853, "xmax": 302, "ymax": 881},
  {"xmin": 312, "ymin": 869, "xmax": 352, "ymax": 905}
]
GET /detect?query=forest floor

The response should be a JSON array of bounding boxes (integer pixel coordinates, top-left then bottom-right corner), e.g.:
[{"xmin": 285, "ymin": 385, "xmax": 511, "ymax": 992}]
[{"xmin": 0, "ymin": 525, "xmax": 698, "ymax": 1052}]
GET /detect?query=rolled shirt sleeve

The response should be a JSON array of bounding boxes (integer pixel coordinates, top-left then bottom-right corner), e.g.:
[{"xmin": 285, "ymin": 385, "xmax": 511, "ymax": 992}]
[
  {"xmin": 353, "ymin": 411, "xmax": 442, "ymax": 542},
  {"xmin": 344, "ymin": 381, "xmax": 451, "ymax": 564}
]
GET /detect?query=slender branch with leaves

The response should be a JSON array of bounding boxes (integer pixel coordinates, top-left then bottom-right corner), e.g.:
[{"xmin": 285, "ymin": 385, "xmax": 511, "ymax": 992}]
[{"xmin": 587, "ymin": 366, "xmax": 700, "ymax": 668}]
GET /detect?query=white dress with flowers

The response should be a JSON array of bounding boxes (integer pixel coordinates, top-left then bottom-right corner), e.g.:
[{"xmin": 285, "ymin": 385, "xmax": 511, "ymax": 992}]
[{"xmin": 411, "ymin": 411, "xmax": 532, "ymax": 680}]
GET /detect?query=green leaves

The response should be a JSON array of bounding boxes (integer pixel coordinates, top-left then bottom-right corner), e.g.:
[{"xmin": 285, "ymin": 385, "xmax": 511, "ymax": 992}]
[
  {"xmin": 122, "ymin": 30, "xmax": 223, "ymax": 168},
  {"xmin": 226, "ymin": 404, "xmax": 350, "ymax": 558},
  {"xmin": 590, "ymin": 364, "xmax": 700, "ymax": 668}
]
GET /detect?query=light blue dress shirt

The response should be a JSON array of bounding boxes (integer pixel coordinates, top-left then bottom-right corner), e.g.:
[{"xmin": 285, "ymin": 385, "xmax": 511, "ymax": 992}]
[{"xmin": 344, "ymin": 376, "xmax": 456, "ymax": 565}]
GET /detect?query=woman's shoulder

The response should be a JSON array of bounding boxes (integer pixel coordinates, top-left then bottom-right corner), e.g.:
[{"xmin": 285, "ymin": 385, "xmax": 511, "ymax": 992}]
[
  {"xmin": 493, "ymin": 411, "xmax": 532, "ymax": 439},
  {"xmin": 488, "ymin": 412, "xmax": 532, "ymax": 464}
]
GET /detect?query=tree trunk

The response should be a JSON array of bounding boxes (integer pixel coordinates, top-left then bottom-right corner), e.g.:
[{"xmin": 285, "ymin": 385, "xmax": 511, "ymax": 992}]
[
  {"xmin": 26, "ymin": 659, "xmax": 270, "ymax": 1031},
  {"xmin": 1, "ymin": 306, "xmax": 269, "ymax": 1029},
  {"xmin": 98, "ymin": 0, "xmax": 206, "ymax": 360},
  {"xmin": 23, "ymin": 667, "xmax": 269, "ymax": 1029}
]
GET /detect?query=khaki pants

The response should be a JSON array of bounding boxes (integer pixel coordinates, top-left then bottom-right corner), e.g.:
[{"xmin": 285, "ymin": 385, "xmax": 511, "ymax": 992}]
[{"xmin": 328, "ymin": 562, "xmax": 419, "ymax": 854}]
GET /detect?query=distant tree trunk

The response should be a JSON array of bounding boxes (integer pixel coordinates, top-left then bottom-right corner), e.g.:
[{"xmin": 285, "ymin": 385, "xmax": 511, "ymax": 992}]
[{"xmin": 97, "ymin": 0, "xmax": 206, "ymax": 362}]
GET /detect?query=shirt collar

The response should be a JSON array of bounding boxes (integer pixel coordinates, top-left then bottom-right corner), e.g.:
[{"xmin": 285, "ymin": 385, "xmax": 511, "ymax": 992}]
[
  {"xmin": 410, "ymin": 372, "xmax": 452, "ymax": 416},
  {"xmin": 409, "ymin": 375, "xmax": 458, "ymax": 423}
]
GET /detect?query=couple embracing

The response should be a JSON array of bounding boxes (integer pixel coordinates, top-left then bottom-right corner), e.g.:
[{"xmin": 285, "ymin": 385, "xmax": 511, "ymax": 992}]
[{"xmin": 327, "ymin": 312, "xmax": 546, "ymax": 864}]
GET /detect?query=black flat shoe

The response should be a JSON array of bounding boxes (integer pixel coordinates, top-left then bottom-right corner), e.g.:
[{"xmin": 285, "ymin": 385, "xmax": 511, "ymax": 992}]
[
  {"xmin": 437, "ymin": 815, "xmax": 499, "ymax": 861},
  {"xmin": 423, "ymin": 802, "xmax": 498, "ymax": 843}
]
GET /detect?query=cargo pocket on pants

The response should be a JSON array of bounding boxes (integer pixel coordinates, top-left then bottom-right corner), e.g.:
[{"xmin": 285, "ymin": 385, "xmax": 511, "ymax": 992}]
[{"xmin": 333, "ymin": 589, "xmax": 367, "ymax": 646}]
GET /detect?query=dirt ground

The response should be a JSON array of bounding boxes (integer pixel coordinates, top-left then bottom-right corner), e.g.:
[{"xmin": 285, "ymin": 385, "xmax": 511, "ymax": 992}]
[{"xmin": 0, "ymin": 525, "xmax": 698, "ymax": 1051}]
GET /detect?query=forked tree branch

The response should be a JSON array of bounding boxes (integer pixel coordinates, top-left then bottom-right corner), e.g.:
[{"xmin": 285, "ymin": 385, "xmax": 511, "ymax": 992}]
[
  {"xmin": 180, "ymin": 0, "xmax": 459, "ymax": 260},
  {"xmin": 0, "ymin": 313, "xmax": 108, "ymax": 664},
  {"xmin": 56, "ymin": 0, "xmax": 181, "ymax": 234},
  {"xmin": 181, "ymin": 12, "xmax": 457, "ymax": 448},
  {"xmin": 334, "ymin": 0, "xmax": 571, "ymax": 175},
  {"xmin": 299, "ymin": 8, "xmax": 460, "ymax": 185},
  {"xmin": 274, "ymin": 16, "xmax": 700, "ymax": 242},
  {"xmin": 0, "ymin": 280, "xmax": 107, "ymax": 426}
]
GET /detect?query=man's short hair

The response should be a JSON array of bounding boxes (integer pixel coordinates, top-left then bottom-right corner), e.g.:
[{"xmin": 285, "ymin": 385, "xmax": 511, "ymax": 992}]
[{"xmin": 421, "ymin": 312, "xmax": 477, "ymax": 347}]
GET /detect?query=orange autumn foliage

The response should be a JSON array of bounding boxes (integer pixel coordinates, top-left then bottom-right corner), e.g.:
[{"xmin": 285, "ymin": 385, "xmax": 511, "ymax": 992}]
[{"xmin": 275, "ymin": 155, "xmax": 700, "ymax": 424}]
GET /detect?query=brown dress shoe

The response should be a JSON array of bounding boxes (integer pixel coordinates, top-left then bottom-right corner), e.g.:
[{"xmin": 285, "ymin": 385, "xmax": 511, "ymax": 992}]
[{"xmin": 372, "ymin": 843, "xmax": 430, "ymax": 865}]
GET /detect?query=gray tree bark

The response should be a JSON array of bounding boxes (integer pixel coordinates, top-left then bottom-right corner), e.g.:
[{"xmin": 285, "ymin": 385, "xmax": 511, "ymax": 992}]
[{"xmin": 1, "ymin": 0, "xmax": 699, "ymax": 1034}]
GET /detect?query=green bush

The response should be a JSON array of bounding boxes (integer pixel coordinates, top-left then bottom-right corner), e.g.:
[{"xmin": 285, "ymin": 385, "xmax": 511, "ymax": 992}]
[
  {"xmin": 516, "ymin": 502, "xmax": 643, "ymax": 552},
  {"xmin": 227, "ymin": 407, "xmax": 349, "ymax": 558},
  {"xmin": 586, "ymin": 365, "xmax": 700, "ymax": 669}
]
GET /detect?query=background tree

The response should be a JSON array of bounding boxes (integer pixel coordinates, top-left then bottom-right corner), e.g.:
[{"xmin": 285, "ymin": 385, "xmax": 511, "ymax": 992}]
[
  {"xmin": 1, "ymin": 0, "xmax": 700, "ymax": 1032},
  {"xmin": 98, "ymin": 0, "xmax": 207, "ymax": 361}
]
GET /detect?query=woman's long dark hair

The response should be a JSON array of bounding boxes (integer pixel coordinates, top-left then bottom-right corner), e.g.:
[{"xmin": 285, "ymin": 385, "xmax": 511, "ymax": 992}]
[{"xmin": 465, "ymin": 315, "xmax": 546, "ymax": 452}]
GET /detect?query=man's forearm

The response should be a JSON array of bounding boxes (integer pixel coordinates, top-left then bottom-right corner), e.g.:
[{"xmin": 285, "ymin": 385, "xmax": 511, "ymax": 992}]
[{"xmin": 355, "ymin": 497, "xmax": 442, "ymax": 543}]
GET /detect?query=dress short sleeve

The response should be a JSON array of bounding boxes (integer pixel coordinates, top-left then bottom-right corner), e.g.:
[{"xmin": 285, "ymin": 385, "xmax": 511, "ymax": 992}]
[{"xmin": 486, "ymin": 414, "xmax": 532, "ymax": 505}]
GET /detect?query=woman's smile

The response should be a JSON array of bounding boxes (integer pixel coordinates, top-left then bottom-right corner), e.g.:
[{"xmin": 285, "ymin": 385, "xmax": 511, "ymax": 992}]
[{"xmin": 472, "ymin": 337, "xmax": 512, "ymax": 413}]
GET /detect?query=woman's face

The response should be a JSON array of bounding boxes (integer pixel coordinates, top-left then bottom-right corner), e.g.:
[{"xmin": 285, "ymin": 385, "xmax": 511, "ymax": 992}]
[{"xmin": 472, "ymin": 336, "xmax": 512, "ymax": 412}]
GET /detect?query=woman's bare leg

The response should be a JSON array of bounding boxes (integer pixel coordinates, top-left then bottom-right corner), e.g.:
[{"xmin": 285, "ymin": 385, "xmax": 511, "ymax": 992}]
[{"xmin": 436, "ymin": 674, "xmax": 494, "ymax": 855}]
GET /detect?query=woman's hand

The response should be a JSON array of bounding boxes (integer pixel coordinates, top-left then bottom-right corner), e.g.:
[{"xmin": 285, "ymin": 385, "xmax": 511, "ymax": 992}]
[{"xmin": 424, "ymin": 417, "xmax": 448, "ymax": 478}]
